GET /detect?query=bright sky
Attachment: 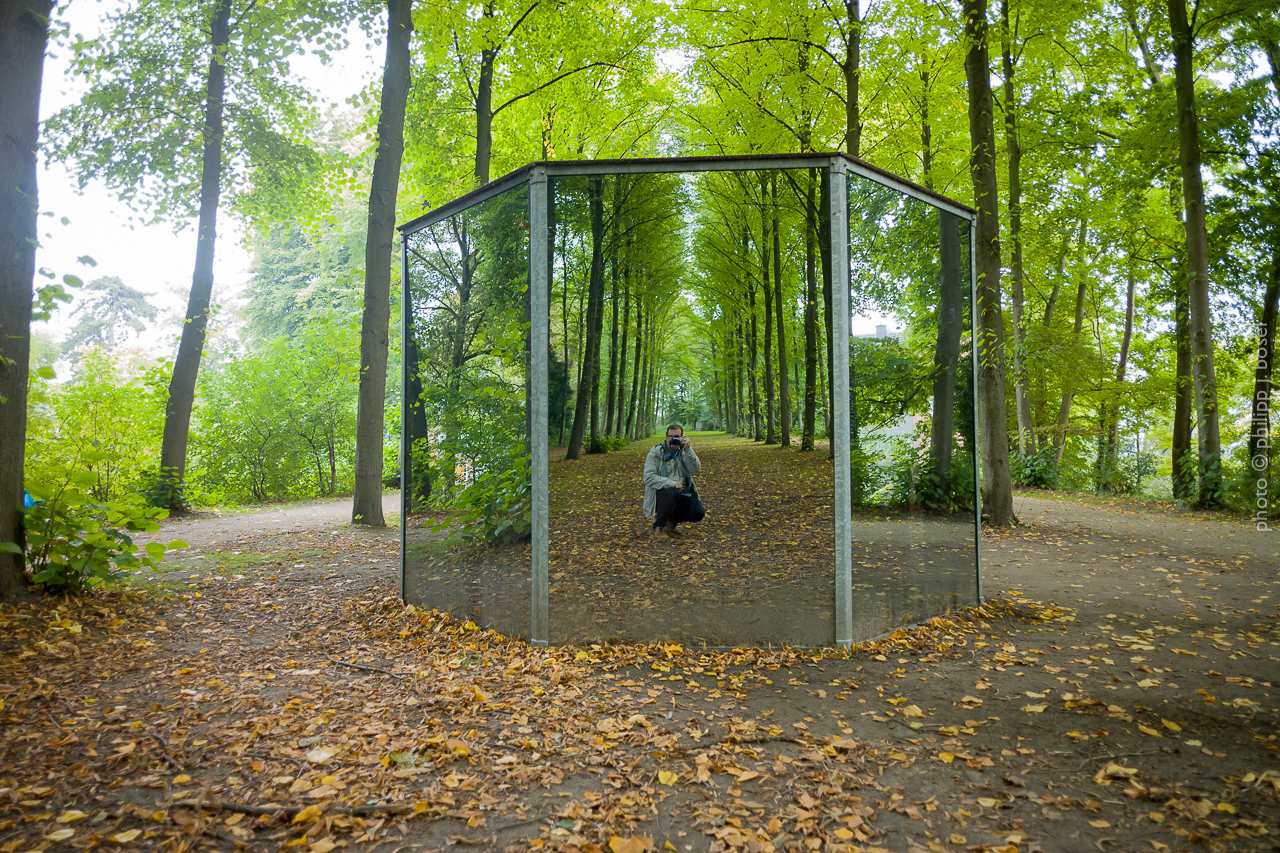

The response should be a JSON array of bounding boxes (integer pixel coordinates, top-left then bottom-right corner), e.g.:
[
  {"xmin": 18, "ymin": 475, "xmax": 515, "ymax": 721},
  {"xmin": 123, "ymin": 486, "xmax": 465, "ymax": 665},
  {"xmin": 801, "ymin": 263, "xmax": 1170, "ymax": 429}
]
[{"xmin": 35, "ymin": 3, "xmax": 382, "ymax": 356}]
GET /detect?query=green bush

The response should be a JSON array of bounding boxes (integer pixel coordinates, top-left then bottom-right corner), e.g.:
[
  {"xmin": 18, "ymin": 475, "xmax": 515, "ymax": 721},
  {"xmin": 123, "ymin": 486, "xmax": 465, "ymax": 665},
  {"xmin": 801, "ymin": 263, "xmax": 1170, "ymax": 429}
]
[
  {"xmin": 1011, "ymin": 444, "xmax": 1058, "ymax": 489},
  {"xmin": 11, "ymin": 456, "xmax": 185, "ymax": 590},
  {"xmin": 429, "ymin": 459, "xmax": 531, "ymax": 544}
]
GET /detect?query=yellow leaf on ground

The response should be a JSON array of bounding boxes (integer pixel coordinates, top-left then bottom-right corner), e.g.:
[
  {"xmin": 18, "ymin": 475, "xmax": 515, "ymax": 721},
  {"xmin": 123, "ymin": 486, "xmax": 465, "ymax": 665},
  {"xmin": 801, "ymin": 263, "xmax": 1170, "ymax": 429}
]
[
  {"xmin": 657, "ymin": 771, "xmax": 677, "ymax": 786},
  {"xmin": 46, "ymin": 829, "xmax": 75, "ymax": 842},
  {"xmin": 56, "ymin": 811, "xmax": 87, "ymax": 824},
  {"xmin": 1217, "ymin": 802, "xmax": 1237, "ymax": 815},
  {"xmin": 1138, "ymin": 724, "xmax": 1162, "ymax": 737},
  {"xmin": 1090, "ymin": 820, "xmax": 1111, "ymax": 828},
  {"xmin": 309, "ymin": 840, "xmax": 336, "ymax": 853},
  {"xmin": 172, "ymin": 774, "xmax": 192, "ymax": 785},
  {"xmin": 110, "ymin": 830, "xmax": 141, "ymax": 843},
  {"xmin": 901, "ymin": 704, "xmax": 924, "ymax": 718},
  {"xmin": 1137, "ymin": 679, "xmax": 1160, "ymax": 688},
  {"xmin": 939, "ymin": 752, "xmax": 955, "ymax": 764},
  {"xmin": 292, "ymin": 805, "xmax": 324, "ymax": 825},
  {"xmin": 1022, "ymin": 704, "xmax": 1047, "ymax": 714},
  {"xmin": 306, "ymin": 747, "xmax": 336, "ymax": 763},
  {"xmin": 1161, "ymin": 719, "xmax": 1181, "ymax": 732}
]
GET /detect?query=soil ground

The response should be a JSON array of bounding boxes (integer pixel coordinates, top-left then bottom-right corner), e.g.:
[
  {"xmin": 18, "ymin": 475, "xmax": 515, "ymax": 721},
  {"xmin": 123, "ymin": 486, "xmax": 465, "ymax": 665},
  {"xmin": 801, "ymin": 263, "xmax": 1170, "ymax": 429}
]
[{"xmin": 2, "ymin": 436, "xmax": 1278, "ymax": 853}]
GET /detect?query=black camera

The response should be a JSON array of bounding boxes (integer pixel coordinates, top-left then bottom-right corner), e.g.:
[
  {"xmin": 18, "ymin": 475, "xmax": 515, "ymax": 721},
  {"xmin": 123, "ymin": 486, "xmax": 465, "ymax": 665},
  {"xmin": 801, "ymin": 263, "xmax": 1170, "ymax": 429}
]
[{"xmin": 667, "ymin": 436, "xmax": 683, "ymax": 451}]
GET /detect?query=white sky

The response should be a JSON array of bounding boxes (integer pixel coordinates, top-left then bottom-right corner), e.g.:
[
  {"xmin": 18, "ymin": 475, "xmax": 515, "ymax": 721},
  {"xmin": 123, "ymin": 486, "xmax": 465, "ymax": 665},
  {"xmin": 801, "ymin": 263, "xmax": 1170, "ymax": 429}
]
[{"xmin": 35, "ymin": 3, "xmax": 382, "ymax": 356}]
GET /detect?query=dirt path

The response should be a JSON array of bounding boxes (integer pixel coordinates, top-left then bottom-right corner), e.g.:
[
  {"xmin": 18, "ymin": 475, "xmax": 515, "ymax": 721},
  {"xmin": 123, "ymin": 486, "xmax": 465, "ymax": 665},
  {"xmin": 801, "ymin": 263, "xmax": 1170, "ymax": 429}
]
[
  {"xmin": 136, "ymin": 493, "xmax": 401, "ymax": 550},
  {"xmin": 2, "ymin": 482, "xmax": 1277, "ymax": 853}
]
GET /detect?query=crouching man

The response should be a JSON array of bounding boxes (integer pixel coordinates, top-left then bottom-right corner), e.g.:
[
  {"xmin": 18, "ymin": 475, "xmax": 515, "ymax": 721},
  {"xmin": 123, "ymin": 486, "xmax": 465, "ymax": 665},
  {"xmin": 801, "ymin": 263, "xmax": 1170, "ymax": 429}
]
[{"xmin": 643, "ymin": 423, "xmax": 705, "ymax": 541}]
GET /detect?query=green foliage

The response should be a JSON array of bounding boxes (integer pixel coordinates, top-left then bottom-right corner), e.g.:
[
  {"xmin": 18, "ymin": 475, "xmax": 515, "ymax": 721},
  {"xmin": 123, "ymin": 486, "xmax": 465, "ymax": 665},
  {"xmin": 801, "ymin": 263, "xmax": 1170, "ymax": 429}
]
[
  {"xmin": 428, "ymin": 462, "xmax": 531, "ymax": 544},
  {"xmin": 1011, "ymin": 444, "xmax": 1058, "ymax": 489},
  {"xmin": 25, "ymin": 347, "xmax": 169, "ymax": 503},
  {"xmin": 190, "ymin": 320, "xmax": 359, "ymax": 503},
  {"xmin": 15, "ymin": 457, "xmax": 185, "ymax": 591}
]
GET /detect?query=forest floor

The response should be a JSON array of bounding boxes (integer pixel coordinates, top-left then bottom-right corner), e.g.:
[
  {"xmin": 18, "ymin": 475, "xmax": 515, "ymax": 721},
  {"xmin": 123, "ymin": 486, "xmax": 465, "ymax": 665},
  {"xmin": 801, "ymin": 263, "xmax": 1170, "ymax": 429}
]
[{"xmin": 3, "ymin": 435, "xmax": 1279, "ymax": 853}]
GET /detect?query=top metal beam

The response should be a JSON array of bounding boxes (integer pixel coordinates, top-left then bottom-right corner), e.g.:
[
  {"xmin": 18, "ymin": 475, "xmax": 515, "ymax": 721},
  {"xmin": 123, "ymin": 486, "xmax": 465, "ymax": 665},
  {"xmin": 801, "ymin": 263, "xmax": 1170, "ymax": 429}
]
[{"xmin": 397, "ymin": 152, "xmax": 976, "ymax": 237}]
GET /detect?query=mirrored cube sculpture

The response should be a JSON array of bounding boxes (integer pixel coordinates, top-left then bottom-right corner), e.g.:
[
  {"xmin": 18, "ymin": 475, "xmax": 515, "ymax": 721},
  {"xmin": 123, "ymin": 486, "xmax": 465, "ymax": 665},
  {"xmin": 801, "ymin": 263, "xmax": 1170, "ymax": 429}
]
[{"xmin": 399, "ymin": 154, "xmax": 981, "ymax": 648}]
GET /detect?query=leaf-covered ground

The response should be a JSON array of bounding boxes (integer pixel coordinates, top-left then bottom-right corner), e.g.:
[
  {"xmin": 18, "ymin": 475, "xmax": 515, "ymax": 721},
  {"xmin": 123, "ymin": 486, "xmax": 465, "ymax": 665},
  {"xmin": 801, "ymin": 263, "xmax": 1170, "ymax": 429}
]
[{"xmin": 3, "ymin": 440, "xmax": 1279, "ymax": 853}]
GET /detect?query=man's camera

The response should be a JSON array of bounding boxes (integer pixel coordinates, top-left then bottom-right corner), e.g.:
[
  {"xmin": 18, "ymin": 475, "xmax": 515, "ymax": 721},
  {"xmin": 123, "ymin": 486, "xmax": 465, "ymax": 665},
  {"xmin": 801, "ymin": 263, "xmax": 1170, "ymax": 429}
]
[{"xmin": 667, "ymin": 436, "xmax": 683, "ymax": 451}]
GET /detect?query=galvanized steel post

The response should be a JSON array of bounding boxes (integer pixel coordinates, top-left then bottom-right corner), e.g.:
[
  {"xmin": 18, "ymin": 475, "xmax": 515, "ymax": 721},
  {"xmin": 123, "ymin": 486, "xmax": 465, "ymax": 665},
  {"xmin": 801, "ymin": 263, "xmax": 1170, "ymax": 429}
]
[
  {"xmin": 829, "ymin": 159, "xmax": 853, "ymax": 649},
  {"xmin": 529, "ymin": 167, "xmax": 551, "ymax": 645},
  {"xmin": 399, "ymin": 233, "xmax": 410, "ymax": 602}
]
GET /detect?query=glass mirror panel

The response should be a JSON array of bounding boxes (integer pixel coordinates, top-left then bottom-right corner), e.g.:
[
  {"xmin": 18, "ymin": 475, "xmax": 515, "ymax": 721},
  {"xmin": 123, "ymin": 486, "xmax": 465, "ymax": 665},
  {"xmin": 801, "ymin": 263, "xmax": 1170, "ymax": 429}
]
[
  {"xmin": 846, "ymin": 174, "xmax": 980, "ymax": 639},
  {"xmin": 403, "ymin": 184, "xmax": 532, "ymax": 638},
  {"xmin": 546, "ymin": 169, "xmax": 836, "ymax": 647}
]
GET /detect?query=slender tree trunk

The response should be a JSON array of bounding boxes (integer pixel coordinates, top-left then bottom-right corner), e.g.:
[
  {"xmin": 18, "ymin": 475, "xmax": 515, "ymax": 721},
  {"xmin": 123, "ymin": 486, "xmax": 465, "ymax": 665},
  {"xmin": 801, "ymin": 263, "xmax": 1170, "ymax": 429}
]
[
  {"xmin": 157, "ymin": 0, "xmax": 232, "ymax": 507},
  {"xmin": 964, "ymin": 0, "xmax": 1015, "ymax": 525},
  {"xmin": 921, "ymin": 69, "xmax": 933, "ymax": 188},
  {"xmin": 929, "ymin": 212, "xmax": 964, "ymax": 505},
  {"xmin": 351, "ymin": 0, "xmax": 412, "ymax": 525},
  {"xmin": 772, "ymin": 175, "xmax": 791, "ymax": 447},
  {"xmin": 762, "ymin": 178, "xmax": 776, "ymax": 445},
  {"xmin": 1168, "ymin": 0, "xmax": 1223, "ymax": 506},
  {"xmin": 405, "ymin": 330, "xmax": 431, "ymax": 509},
  {"xmin": 1250, "ymin": 243, "xmax": 1280, "ymax": 486},
  {"xmin": 1053, "ymin": 219, "xmax": 1088, "ymax": 467},
  {"xmin": 1002, "ymin": 3, "xmax": 1034, "ymax": 458},
  {"xmin": 626, "ymin": 301, "xmax": 643, "ymax": 439},
  {"xmin": 615, "ymin": 252, "xmax": 630, "ymax": 436},
  {"xmin": 746, "ymin": 233, "xmax": 761, "ymax": 440},
  {"xmin": 644, "ymin": 318, "xmax": 658, "ymax": 434},
  {"xmin": 802, "ymin": 170, "xmax": 819, "ymax": 452},
  {"xmin": 1097, "ymin": 256, "xmax": 1137, "ymax": 489},
  {"xmin": 567, "ymin": 177, "xmax": 605, "ymax": 459},
  {"xmin": 0, "ymin": 0, "xmax": 53, "ymax": 598}
]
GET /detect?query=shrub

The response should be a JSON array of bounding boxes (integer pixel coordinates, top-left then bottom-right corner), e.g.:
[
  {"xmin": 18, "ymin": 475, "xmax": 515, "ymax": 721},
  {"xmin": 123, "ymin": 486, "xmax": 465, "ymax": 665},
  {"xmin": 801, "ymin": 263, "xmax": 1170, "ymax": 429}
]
[{"xmin": 11, "ymin": 456, "xmax": 185, "ymax": 590}]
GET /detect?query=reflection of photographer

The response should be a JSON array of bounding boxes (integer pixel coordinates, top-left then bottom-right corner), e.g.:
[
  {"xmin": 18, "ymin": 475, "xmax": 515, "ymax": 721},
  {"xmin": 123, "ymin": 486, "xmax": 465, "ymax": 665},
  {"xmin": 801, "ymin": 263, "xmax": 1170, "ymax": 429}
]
[{"xmin": 643, "ymin": 424, "xmax": 705, "ymax": 540}]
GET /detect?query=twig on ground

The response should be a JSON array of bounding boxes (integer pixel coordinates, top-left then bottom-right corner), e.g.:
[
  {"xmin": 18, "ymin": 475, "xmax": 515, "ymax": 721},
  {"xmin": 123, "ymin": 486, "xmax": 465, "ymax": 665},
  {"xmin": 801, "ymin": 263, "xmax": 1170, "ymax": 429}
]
[
  {"xmin": 174, "ymin": 799, "xmax": 414, "ymax": 818},
  {"xmin": 326, "ymin": 654, "xmax": 403, "ymax": 679},
  {"xmin": 1077, "ymin": 750, "xmax": 1161, "ymax": 771}
]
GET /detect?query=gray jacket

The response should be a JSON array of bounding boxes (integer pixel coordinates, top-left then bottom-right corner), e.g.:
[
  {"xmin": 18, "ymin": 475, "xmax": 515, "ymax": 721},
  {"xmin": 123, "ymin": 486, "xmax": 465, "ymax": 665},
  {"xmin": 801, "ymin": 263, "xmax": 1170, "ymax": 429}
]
[{"xmin": 642, "ymin": 442, "xmax": 701, "ymax": 519}]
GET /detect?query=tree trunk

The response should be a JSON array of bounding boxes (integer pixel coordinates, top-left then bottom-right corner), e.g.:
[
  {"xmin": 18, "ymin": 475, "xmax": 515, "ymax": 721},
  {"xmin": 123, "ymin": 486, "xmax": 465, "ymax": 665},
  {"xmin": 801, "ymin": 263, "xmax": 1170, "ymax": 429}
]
[
  {"xmin": 1053, "ymin": 219, "xmax": 1088, "ymax": 467},
  {"xmin": 844, "ymin": 0, "xmax": 862, "ymax": 156},
  {"xmin": 405, "ymin": 330, "xmax": 430, "ymax": 509},
  {"xmin": 474, "ymin": 46, "xmax": 495, "ymax": 186},
  {"xmin": 157, "ymin": 0, "xmax": 233, "ymax": 507},
  {"xmin": 802, "ymin": 170, "xmax": 819, "ymax": 452},
  {"xmin": 1002, "ymin": 2, "xmax": 1034, "ymax": 458},
  {"xmin": 1172, "ymin": 264, "xmax": 1195, "ymax": 502},
  {"xmin": 567, "ymin": 177, "xmax": 605, "ymax": 459},
  {"xmin": 920, "ymin": 69, "xmax": 933, "ymax": 188},
  {"xmin": 746, "ymin": 232, "xmax": 761, "ymax": 440},
  {"xmin": 964, "ymin": 0, "xmax": 1016, "ymax": 525},
  {"xmin": 615, "ymin": 251, "xmax": 630, "ymax": 436},
  {"xmin": 0, "ymin": 0, "xmax": 53, "ymax": 599},
  {"xmin": 626, "ymin": 301, "xmax": 643, "ymax": 439},
  {"xmin": 1168, "ymin": 0, "xmax": 1223, "ymax": 506},
  {"xmin": 928, "ymin": 212, "xmax": 964, "ymax": 505},
  {"xmin": 772, "ymin": 175, "xmax": 791, "ymax": 447},
  {"xmin": 1098, "ymin": 256, "xmax": 1137, "ymax": 489},
  {"xmin": 351, "ymin": 0, "xmax": 412, "ymax": 525},
  {"xmin": 1250, "ymin": 243, "xmax": 1280, "ymax": 487},
  {"xmin": 604, "ymin": 189, "xmax": 621, "ymax": 438},
  {"xmin": 762, "ymin": 176, "xmax": 776, "ymax": 445}
]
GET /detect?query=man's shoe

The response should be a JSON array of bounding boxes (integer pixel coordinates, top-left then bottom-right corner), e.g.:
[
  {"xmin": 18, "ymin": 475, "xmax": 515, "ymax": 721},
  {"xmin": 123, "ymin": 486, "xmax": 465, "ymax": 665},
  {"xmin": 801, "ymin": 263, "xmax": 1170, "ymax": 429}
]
[
  {"xmin": 652, "ymin": 525, "xmax": 670, "ymax": 541},
  {"xmin": 665, "ymin": 520, "xmax": 681, "ymax": 537}
]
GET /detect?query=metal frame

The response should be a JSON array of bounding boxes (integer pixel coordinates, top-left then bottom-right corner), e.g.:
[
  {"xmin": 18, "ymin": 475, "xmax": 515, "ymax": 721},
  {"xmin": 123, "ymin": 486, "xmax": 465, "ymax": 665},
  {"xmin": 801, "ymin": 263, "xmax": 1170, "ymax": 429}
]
[
  {"xmin": 969, "ymin": 222, "xmax": 985, "ymax": 603},
  {"xmin": 529, "ymin": 167, "xmax": 550, "ymax": 645},
  {"xmin": 398, "ymin": 151, "xmax": 983, "ymax": 646},
  {"xmin": 399, "ymin": 232, "xmax": 410, "ymax": 601}
]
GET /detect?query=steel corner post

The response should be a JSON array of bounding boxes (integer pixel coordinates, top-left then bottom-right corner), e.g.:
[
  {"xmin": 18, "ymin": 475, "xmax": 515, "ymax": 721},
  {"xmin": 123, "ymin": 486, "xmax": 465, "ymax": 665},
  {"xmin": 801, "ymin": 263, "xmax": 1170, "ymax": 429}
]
[
  {"xmin": 529, "ymin": 166, "xmax": 551, "ymax": 646},
  {"xmin": 828, "ymin": 160, "xmax": 854, "ymax": 649},
  {"xmin": 399, "ymin": 232, "xmax": 410, "ymax": 602},
  {"xmin": 970, "ymin": 221, "xmax": 985, "ymax": 604}
]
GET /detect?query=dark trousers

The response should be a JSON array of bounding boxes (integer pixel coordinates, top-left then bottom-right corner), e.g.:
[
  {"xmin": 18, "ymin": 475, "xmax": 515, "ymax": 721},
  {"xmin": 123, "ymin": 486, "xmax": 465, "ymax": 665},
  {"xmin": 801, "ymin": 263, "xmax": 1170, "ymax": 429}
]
[{"xmin": 654, "ymin": 487, "xmax": 705, "ymax": 529}]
